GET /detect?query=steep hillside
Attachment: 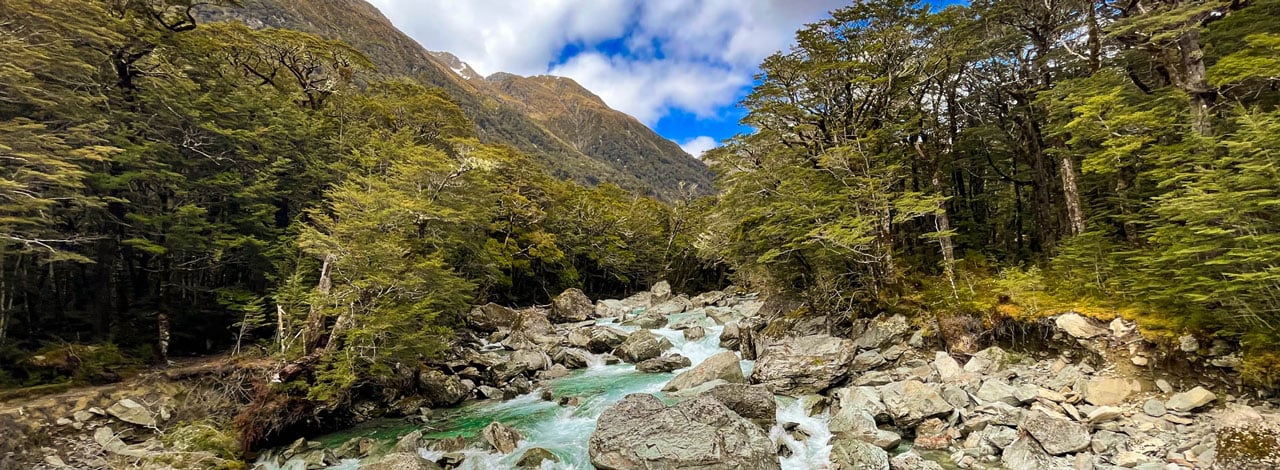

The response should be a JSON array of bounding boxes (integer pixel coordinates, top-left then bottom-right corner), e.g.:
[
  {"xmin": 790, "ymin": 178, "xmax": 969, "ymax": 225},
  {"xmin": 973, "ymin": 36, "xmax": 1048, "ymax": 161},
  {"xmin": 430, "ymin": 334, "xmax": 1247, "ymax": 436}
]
[{"xmin": 198, "ymin": 0, "xmax": 712, "ymax": 198}]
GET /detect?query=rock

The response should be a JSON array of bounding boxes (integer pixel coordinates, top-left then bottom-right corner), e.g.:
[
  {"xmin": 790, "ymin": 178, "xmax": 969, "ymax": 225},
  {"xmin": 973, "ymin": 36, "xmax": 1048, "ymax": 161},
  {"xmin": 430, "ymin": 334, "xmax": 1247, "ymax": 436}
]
[
  {"xmin": 637, "ymin": 354, "xmax": 691, "ymax": 373},
  {"xmin": 1110, "ymin": 317, "xmax": 1135, "ymax": 337},
  {"xmin": 511, "ymin": 349, "xmax": 550, "ymax": 372},
  {"xmin": 889, "ymin": 450, "xmax": 944, "ymax": 470},
  {"xmin": 363, "ymin": 452, "xmax": 442, "ymax": 470},
  {"xmin": 963, "ymin": 346, "xmax": 1010, "ymax": 375},
  {"xmin": 1091, "ymin": 430, "xmax": 1127, "ymax": 454},
  {"xmin": 93, "ymin": 427, "xmax": 146, "ymax": 458},
  {"xmin": 704, "ymin": 383, "xmax": 777, "ymax": 428},
  {"xmin": 829, "ymin": 435, "xmax": 890, "ymax": 470},
  {"xmin": 106, "ymin": 398, "xmax": 157, "ymax": 427},
  {"xmin": 664, "ymin": 351, "xmax": 745, "ymax": 391},
  {"xmin": 650, "ymin": 281, "xmax": 673, "ymax": 303},
  {"xmin": 567, "ymin": 325, "xmax": 629, "ymax": 353},
  {"xmin": 721, "ymin": 322, "xmax": 742, "ymax": 349},
  {"xmin": 613, "ymin": 330, "xmax": 673, "ymax": 363},
  {"xmin": 1115, "ymin": 451, "xmax": 1148, "ymax": 467},
  {"xmin": 516, "ymin": 448, "xmax": 559, "ymax": 468},
  {"xmin": 878, "ymin": 380, "xmax": 953, "ymax": 428},
  {"xmin": 466, "ymin": 303, "xmax": 518, "ymax": 332},
  {"xmin": 706, "ymin": 306, "xmax": 737, "ymax": 325},
  {"xmin": 513, "ymin": 309, "xmax": 554, "ymax": 336},
  {"xmin": 933, "ymin": 351, "xmax": 964, "ymax": 381},
  {"xmin": 539, "ymin": 364, "xmax": 571, "ymax": 380},
  {"xmin": 833, "ymin": 386, "xmax": 890, "ymax": 424},
  {"xmin": 1021, "ymin": 411, "xmax": 1091, "ymax": 455},
  {"xmin": 1002, "ymin": 435, "xmax": 1054, "ymax": 469},
  {"xmin": 393, "ymin": 430, "xmax": 424, "ymax": 453},
  {"xmin": 1143, "ymin": 399, "xmax": 1166, "ymax": 417},
  {"xmin": 854, "ymin": 315, "xmax": 910, "ymax": 350},
  {"xmin": 828, "ymin": 404, "xmax": 877, "ymax": 437},
  {"xmin": 1087, "ymin": 406, "xmax": 1123, "ymax": 423},
  {"xmin": 1216, "ymin": 410, "xmax": 1280, "ymax": 469},
  {"xmin": 1156, "ymin": 379, "xmax": 1173, "ymax": 394},
  {"xmin": 553, "ymin": 347, "xmax": 594, "ymax": 369},
  {"xmin": 550, "ymin": 288, "xmax": 594, "ymax": 323},
  {"xmin": 690, "ymin": 291, "xmax": 727, "ymax": 308},
  {"xmin": 851, "ymin": 350, "xmax": 887, "ymax": 372},
  {"xmin": 1084, "ymin": 377, "xmax": 1140, "ymax": 406},
  {"xmin": 477, "ymin": 385, "xmax": 503, "ymax": 399},
  {"xmin": 334, "ymin": 437, "xmax": 377, "ymax": 459},
  {"xmin": 1179, "ymin": 334, "xmax": 1199, "ymax": 352},
  {"xmin": 749, "ymin": 334, "xmax": 855, "ymax": 395},
  {"xmin": 976, "ymin": 380, "xmax": 1021, "ymax": 406},
  {"xmin": 1056, "ymin": 313, "xmax": 1109, "ymax": 339},
  {"xmin": 1166, "ymin": 386, "xmax": 1216, "ymax": 412},
  {"xmin": 588, "ymin": 393, "xmax": 779, "ymax": 469},
  {"xmin": 684, "ymin": 326, "xmax": 706, "ymax": 340},
  {"xmin": 418, "ymin": 369, "xmax": 470, "ymax": 407},
  {"xmin": 621, "ymin": 312, "xmax": 667, "ymax": 329},
  {"xmin": 652, "ymin": 297, "xmax": 692, "ymax": 316},
  {"xmin": 480, "ymin": 422, "xmax": 523, "ymax": 454},
  {"xmin": 913, "ymin": 418, "xmax": 954, "ymax": 450},
  {"xmin": 595, "ymin": 299, "xmax": 631, "ymax": 319}
]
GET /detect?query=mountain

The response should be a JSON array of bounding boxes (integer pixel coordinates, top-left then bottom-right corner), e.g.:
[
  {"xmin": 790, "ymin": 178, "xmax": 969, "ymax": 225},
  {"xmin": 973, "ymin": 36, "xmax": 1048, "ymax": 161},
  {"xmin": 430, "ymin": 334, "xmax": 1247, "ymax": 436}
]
[{"xmin": 198, "ymin": 0, "xmax": 713, "ymax": 199}]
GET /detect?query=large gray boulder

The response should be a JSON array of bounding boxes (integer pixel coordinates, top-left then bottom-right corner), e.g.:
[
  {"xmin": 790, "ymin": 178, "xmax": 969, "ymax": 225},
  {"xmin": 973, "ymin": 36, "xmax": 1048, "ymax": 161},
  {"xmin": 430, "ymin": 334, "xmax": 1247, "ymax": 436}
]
[
  {"xmin": 749, "ymin": 334, "xmax": 856, "ymax": 395},
  {"xmin": 637, "ymin": 354, "xmax": 691, "ymax": 373},
  {"xmin": 1001, "ymin": 435, "xmax": 1053, "ymax": 469},
  {"xmin": 466, "ymin": 303, "xmax": 518, "ymax": 332},
  {"xmin": 512, "ymin": 309, "xmax": 554, "ymax": 337},
  {"xmin": 878, "ymin": 380, "xmax": 954, "ymax": 428},
  {"xmin": 106, "ymin": 399, "xmax": 156, "ymax": 427},
  {"xmin": 664, "ymin": 351, "xmax": 745, "ymax": 392},
  {"xmin": 829, "ymin": 435, "xmax": 889, "ymax": 470},
  {"xmin": 550, "ymin": 288, "xmax": 594, "ymax": 323},
  {"xmin": 889, "ymin": 451, "xmax": 944, "ymax": 470},
  {"xmin": 1055, "ymin": 312, "xmax": 1108, "ymax": 339},
  {"xmin": 417, "ymin": 369, "xmax": 469, "ymax": 408},
  {"xmin": 589, "ymin": 394, "xmax": 779, "ymax": 470},
  {"xmin": 362, "ymin": 452, "xmax": 442, "ymax": 470},
  {"xmin": 1020, "ymin": 411, "xmax": 1091, "ymax": 455},
  {"xmin": 854, "ymin": 315, "xmax": 911, "ymax": 350},
  {"xmin": 567, "ymin": 325, "xmax": 629, "ymax": 353},
  {"xmin": 553, "ymin": 347, "xmax": 594, "ymax": 369},
  {"xmin": 480, "ymin": 421, "xmax": 523, "ymax": 454},
  {"xmin": 704, "ymin": 383, "xmax": 777, "ymax": 428},
  {"xmin": 1166, "ymin": 386, "xmax": 1217, "ymax": 412},
  {"xmin": 613, "ymin": 330, "xmax": 672, "ymax": 363},
  {"xmin": 650, "ymin": 281, "xmax": 673, "ymax": 304}
]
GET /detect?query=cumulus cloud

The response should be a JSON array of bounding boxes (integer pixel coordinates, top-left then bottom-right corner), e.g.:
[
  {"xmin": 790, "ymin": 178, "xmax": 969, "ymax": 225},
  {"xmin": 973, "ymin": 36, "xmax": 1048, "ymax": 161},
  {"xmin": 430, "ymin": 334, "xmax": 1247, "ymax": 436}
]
[
  {"xmin": 365, "ymin": 0, "xmax": 843, "ymax": 124},
  {"xmin": 679, "ymin": 136, "xmax": 720, "ymax": 159}
]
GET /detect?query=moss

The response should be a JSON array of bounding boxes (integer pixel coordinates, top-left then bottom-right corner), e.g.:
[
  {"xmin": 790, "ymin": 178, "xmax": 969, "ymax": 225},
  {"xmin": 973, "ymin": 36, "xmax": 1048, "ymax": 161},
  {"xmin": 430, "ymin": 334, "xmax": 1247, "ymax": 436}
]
[
  {"xmin": 1218, "ymin": 422, "xmax": 1280, "ymax": 469},
  {"xmin": 163, "ymin": 420, "xmax": 243, "ymax": 462}
]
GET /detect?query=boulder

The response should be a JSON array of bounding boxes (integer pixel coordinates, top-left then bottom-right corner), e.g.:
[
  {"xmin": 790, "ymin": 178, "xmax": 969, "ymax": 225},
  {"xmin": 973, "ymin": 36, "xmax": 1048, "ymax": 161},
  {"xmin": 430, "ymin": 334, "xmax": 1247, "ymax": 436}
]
[
  {"xmin": 650, "ymin": 281, "xmax": 673, "ymax": 303},
  {"xmin": 829, "ymin": 435, "xmax": 889, "ymax": 470},
  {"xmin": 567, "ymin": 325, "xmax": 629, "ymax": 353},
  {"xmin": 706, "ymin": 306, "xmax": 738, "ymax": 325},
  {"xmin": 1055, "ymin": 313, "xmax": 1109, "ymax": 339},
  {"xmin": 1084, "ymin": 377, "xmax": 1140, "ymax": 406},
  {"xmin": 721, "ymin": 322, "xmax": 742, "ymax": 349},
  {"xmin": 417, "ymin": 370, "xmax": 468, "ymax": 408},
  {"xmin": 652, "ymin": 297, "xmax": 692, "ymax": 316},
  {"xmin": 832, "ymin": 386, "xmax": 890, "ymax": 425},
  {"xmin": 690, "ymin": 291, "xmax": 727, "ymax": 308},
  {"xmin": 878, "ymin": 381, "xmax": 953, "ymax": 428},
  {"xmin": 975, "ymin": 380, "xmax": 1021, "ymax": 406},
  {"xmin": 513, "ymin": 309, "xmax": 554, "ymax": 336},
  {"xmin": 664, "ymin": 351, "xmax": 745, "ymax": 392},
  {"xmin": 553, "ymin": 348, "xmax": 594, "ymax": 369},
  {"xmin": 1166, "ymin": 386, "xmax": 1217, "ymax": 412},
  {"xmin": 480, "ymin": 421, "xmax": 523, "ymax": 454},
  {"xmin": 704, "ymin": 383, "xmax": 777, "ymax": 428},
  {"xmin": 1001, "ymin": 435, "xmax": 1053, "ymax": 469},
  {"xmin": 962, "ymin": 346, "xmax": 1010, "ymax": 375},
  {"xmin": 106, "ymin": 399, "xmax": 156, "ymax": 427},
  {"xmin": 594, "ymin": 299, "xmax": 631, "ymax": 319},
  {"xmin": 621, "ymin": 312, "xmax": 667, "ymax": 329},
  {"xmin": 550, "ymin": 288, "xmax": 594, "ymax": 323},
  {"xmin": 363, "ymin": 452, "xmax": 441, "ymax": 470},
  {"xmin": 466, "ymin": 303, "xmax": 518, "ymax": 332},
  {"xmin": 511, "ymin": 349, "xmax": 550, "ymax": 372},
  {"xmin": 854, "ymin": 315, "xmax": 911, "ymax": 350},
  {"xmin": 613, "ymin": 330, "xmax": 673, "ymax": 363},
  {"xmin": 1020, "ymin": 411, "xmax": 1091, "ymax": 455},
  {"xmin": 538, "ymin": 364, "xmax": 570, "ymax": 380},
  {"xmin": 933, "ymin": 352, "xmax": 964, "ymax": 382},
  {"xmin": 851, "ymin": 350, "xmax": 886, "ymax": 372},
  {"xmin": 515, "ymin": 448, "xmax": 559, "ymax": 468},
  {"xmin": 749, "ymin": 334, "xmax": 856, "ymax": 395},
  {"xmin": 684, "ymin": 326, "xmax": 706, "ymax": 340},
  {"xmin": 889, "ymin": 451, "xmax": 944, "ymax": 470},
  {"xmin": 636, "ymin": 354, "xmax": 691, "ymax": 373},
  {"xmin": 588, "ymin": 394, "xmax": 779, "ymax": 470},
  {"xmin": 1143, "ymin": 399, "xmax": 1166, "ymax": 417}
]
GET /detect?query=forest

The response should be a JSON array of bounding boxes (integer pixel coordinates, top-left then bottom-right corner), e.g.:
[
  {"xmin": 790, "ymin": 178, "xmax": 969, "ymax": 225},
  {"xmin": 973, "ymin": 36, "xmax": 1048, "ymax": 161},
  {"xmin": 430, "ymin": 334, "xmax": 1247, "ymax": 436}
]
[{"xmin": 1, "ymin": 0, "xmax": 1278, "ymax": 406}]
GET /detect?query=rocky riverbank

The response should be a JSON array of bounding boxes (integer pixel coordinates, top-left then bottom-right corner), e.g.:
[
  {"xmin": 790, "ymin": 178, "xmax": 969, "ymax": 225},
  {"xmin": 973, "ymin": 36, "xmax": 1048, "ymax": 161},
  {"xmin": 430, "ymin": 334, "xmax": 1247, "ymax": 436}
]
[{"xmin": 5, "ymin": 282, "xmax": 1280, "ymax": 469}]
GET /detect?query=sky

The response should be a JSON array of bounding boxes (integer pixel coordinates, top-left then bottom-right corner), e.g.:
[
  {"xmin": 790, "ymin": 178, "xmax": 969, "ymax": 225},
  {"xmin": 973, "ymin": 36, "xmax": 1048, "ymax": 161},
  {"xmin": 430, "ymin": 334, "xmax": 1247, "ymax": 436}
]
[{"xmin": 364, "ymin": 0, "xmax": 846, "ymax": 158}]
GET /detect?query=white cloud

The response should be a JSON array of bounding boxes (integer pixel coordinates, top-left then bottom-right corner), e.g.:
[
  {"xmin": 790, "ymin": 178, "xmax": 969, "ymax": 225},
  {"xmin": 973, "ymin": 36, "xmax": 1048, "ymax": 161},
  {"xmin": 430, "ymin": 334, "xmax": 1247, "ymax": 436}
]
[
  {"xmin": 679, "ymin": 136, "xmax": 720, "ymax": 159},
  {"xmin": 365, "ymin": 0, "xmax": 843, "ymax": 124}
]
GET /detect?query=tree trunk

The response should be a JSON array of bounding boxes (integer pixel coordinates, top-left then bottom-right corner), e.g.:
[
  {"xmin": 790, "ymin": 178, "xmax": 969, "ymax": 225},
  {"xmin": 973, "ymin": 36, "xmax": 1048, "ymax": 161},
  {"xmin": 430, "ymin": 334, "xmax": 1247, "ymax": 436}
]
[
  {"xmin": 301, "ymin": 254, "xmax": 335, "ymax": 354},
  {"xmin": 1176, "ymin": 29, "xmax": 1216, "ymax": 135},
  {"xmin": 1061, "ymin": 155, "xmax": 1085, "ymax": 237}
]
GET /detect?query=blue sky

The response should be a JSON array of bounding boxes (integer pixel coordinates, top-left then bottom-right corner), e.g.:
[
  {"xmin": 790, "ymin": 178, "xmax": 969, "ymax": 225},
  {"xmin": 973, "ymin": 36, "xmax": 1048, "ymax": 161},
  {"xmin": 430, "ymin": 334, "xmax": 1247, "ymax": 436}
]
[{"xmin": 366, "ymin": 0, "xmax": 846, "ymax": 157}]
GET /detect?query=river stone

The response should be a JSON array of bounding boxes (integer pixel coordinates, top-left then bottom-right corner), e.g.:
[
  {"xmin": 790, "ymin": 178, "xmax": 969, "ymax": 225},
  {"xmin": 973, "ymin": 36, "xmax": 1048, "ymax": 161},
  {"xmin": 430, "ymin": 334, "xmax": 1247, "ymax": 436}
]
[
  {"xmin": 1021, "ymin": 411, "xmax": 1091, "ymax": 455},
  {"xmin": 595, "ymin": 299, "xmax": 630, "ymax": 319},
  {"xmin": 589, "ymin": 393, "xmax": 779, "ymax": 470},
  {"xmin": 481, "ymin": 421, "xmax": 523, "ymax": 454},
  {"xmin": 567, "ymin": 325, "xmax": 629, "ymax": 353},
  {"xmin": 1143, "ymin": 399, "xmax": 1167, "ymax": 417},
  {"xmin": 664, "ymin": 351, "xmax": 745, "ymax": 391},
  {"xmin": 706, "ymin": 306, "xmax": 738, "ymax": 325},
  {"xmin": 829, "ymin": 435, "xmax": 889, "ymax": 470},
  {"xmin": 829, "ymin": 405, "xmax": 877, "ymax": 437},
  {"xmin": 1002, "ymin": 435, "xmax": 1053, "ymax": 469},
  {"xmin": 513, "ymin": 309, "xmax": 554, "ymax": 337},
  {"xmin": 613, "ymin": 330, "xmax": 673, "ymax": 363},
  {"xmin": 511, "ymin": 349, "xmax": 550, "ymax": 372},
  {"xmin": 1166, "ymin": 386, "xmax": 1216, "ymax": 412},
  {"xmin": 1084, "ymin": 377, "xmax": 1140, "ymax": 406},
  {"xmin": 650, "ymin": 281, "xmax": 673, "ymax": 303},
  {"xmin": 550, "ymin": 288, "xmax": 593, "ymax": 323},
  {"xmin": 750, "ymin": 334, "xmax": 855, "ymax": 395},
  {"xmin": 653, "ymin": 296, "xmax": 693, "ymax": 316},
  {"xmin": 704, "ymin": 383, "xmax": 777, "ymax": 428},
  {"xmin": 553, "ymin": 347, "xmax": 594, "ymax": 369},
  {"xmin": 637, "ymin": 354, "xmax": 691, "ymax": 373},
  {"xmin": 684, "ymin": 326, "xmax": 706, "ymax": 340},
  {"xmin": 516, "ymin": 447, "xmax": 559, "ymax": 468},
  {"xmin": 889, "ymin": 450, "xmax": 944, "ymax": 470},
  {"xmin": 466, "ymin": 303, "xmax": 518, "ymax": 332},
  {"xmin": 106, "ymin": 398, "xmax": 156, "ymax": 427},
  {"xmin": 721, "ymin": 322, "xmax": 742, "ymax": 349},
  {"xmin": 879, "ymin": 380, "xmax": 953, "ymax": 428},
  {"xmin": 1056, "ymin": 313, "xmax": 1108, "ymax": 339},
  {"xmin": 622, "ymin": 311, "xmax": 667, "ymax": 329},
  {"xmin": 363, "ymin": 452, "xmax": 441, "ymax": 470}
]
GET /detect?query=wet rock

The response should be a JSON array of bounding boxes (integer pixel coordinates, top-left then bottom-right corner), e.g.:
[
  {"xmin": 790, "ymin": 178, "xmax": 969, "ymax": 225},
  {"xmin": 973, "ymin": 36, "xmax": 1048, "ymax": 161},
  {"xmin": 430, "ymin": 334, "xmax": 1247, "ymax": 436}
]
[
  {"xmin": 1002, "ymin": 435, "xmax": 1054, "ymax": 469},
  {"xmin": 417, "ymin": 369, "xmax": 470, "ymax": 408},
  {"xmin": 622, "ymin": 312, "xmax": 667, "ymax": 329},
  {"xmin": 889, "ymin": 450, "xmax": 944, "ymax": 470},
  {"xmin": 589, "ymin": 393, "xmax": 779, "ymax": 469},
  {"xmin": 913, "ymin": 418, "xmax": 955, "ymax": 450},
  {"xmin": 963, "ymin": 346, "xmax": 1010, "ymax": 375},
  {"xmin": 613, "ymin": 330, "xmax": 673, "ymax": 363},
  {"xmin": 879, "ymin": 380, "xmax": 953, "ymax": 428},
  {"xmin": 363, "ymin": 452, "xmax": 441, "ymax": 470},
  {"xmin": 106, "ymin": 399, "xmax": 156, "ymax": 427},
  {"xmin": 334, "ymin": 437, "xmax": 376, "ymax": 459},
  {"xmin": 511, "ymin": 349, "xmax": 550, "ymax": 372},
  {"xmin": 704, "ymin": 383, "xmax": 777, "ymax": 428},
  {"xmin": 652, "ymin": 296, "xmax": 693, "ymax": 316},
  {"xmin": 550, "ymin": 288, "xmax": 594, "ymax": 323},
  {"xmin": 1056, "ymin": 313, "xmax": 1108, "ymax": 339},
  {"xmin": 829, "ymin": 435, "xmax": 889, "ymax": 470},
  {"xmin": 480, "ymin": 421, "xmax": 524, "ymax": 454},
  {"xmin": 1021, "ymin": 411, "xmax": 1091, "ymax": 455},
  {"xmin": 637, "ymin": 354, "xmax": 691, "ymax": 373},
  {"xmin": 684, "ymin": 326, "xmax": 706, "ymax": 340},
  {"xmin": 553, "ymin": 347, "xmax": 594, "ymax": 369},
  {"xmin": 1166, "ymin": 386, "xmax": 1216, "ymax": 412},
  {"xmin": 664, "ymin": 351, "xmax": 745, "ymax": 391},
  {"xmin": 1143, "ymin": 399, "xmax": 1167, "ymax": 417},
  {"xmin": 466, "ymin": 303, "xmax": 518, "ymax": 332},
  {"xmin": 567, "ymin": 325, "xmax": 629, "ymax": 353},
  {"xmin": 721, "ymin": 322, "xmax": 742, "ymax": 349},
  {"xmin": 516, "ymin": 448, "xmax": 559, "ymax": 468},
  {"xmin": 477, "ymin": 385, "xmax": 503, "ymax": 399},
  {"xmin": 750, "ymin": 334, "xmax": 855, "ymax": 395},
  {"xmin": 1084, "ymin": 377, "xmax": 1140, "ymax": 406},
  {"xmin": 706, "ymin": 306, "xmax": 738, "ymax": 325},
  {"xmin": 538, "ymin": 364, "xmax": 570, "ymax": 380}
]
